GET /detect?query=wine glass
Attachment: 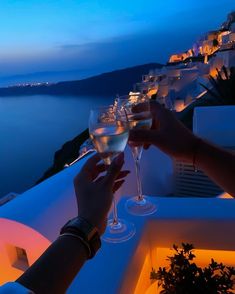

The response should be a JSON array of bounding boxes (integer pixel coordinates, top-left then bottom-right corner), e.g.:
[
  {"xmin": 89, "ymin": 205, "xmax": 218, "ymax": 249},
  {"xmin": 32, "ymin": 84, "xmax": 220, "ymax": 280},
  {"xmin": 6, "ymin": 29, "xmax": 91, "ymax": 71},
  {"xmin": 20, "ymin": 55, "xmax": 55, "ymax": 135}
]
[
  {"xmin": 89, "ymin": 105, "xmax": 136, "ymax": 243},
  {"xmin": 115, "ymin": 94, "xmax": 157, "ymax": 216}
]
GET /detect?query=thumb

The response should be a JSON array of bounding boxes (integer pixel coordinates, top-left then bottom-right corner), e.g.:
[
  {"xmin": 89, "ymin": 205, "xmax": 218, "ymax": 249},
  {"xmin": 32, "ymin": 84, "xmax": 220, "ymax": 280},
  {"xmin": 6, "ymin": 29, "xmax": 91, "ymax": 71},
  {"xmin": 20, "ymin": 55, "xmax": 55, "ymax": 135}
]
[
  {"xmin": 129, "ymin": 129, "xmax": 157, "ymax": 144},
  {"xmin": 104, "ymin": 153, "xmax": 124, "ymax": 185}
]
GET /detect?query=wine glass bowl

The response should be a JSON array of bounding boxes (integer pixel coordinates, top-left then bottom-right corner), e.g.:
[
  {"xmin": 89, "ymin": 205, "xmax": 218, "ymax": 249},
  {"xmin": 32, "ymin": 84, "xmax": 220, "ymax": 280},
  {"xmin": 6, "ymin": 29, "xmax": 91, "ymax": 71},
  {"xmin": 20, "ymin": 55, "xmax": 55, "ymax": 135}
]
[{"xmin": 89, "ymin": 106, "xmax": 129, "ymax": 165}]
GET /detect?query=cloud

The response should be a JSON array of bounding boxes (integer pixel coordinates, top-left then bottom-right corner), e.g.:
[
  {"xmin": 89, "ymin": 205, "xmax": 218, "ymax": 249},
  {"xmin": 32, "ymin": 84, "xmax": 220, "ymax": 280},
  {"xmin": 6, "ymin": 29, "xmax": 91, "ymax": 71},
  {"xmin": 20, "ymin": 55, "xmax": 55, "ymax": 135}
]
[
  {"xmin": 1, "ymin": 0, "xmax": 234, "ymax": 77},
  {"xmin": 55, "ymin": 28, "xmax": 195, "ymax": 70},
  {"xmin": 0, "ymin": 28, "xmax": 197, "ymax": 76},
  {"xmin": 58, "ymin": 44, "xmax": 83, "ymax": 50}
]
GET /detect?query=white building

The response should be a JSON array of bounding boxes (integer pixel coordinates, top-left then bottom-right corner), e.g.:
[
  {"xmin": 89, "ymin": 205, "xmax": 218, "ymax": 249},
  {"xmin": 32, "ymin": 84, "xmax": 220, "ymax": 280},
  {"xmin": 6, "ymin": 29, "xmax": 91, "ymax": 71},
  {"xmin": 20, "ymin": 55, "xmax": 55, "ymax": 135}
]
[
  {"xmin": 216, "ymin": 48, "xmax": 235, "ymax": 69},
  {"xmin": 134, "ymin": 11, "xmax": 235, "ymax": 112},
  {"xmin": 222, "ymin": 32, "xmax": 235, "ymax": 44}
]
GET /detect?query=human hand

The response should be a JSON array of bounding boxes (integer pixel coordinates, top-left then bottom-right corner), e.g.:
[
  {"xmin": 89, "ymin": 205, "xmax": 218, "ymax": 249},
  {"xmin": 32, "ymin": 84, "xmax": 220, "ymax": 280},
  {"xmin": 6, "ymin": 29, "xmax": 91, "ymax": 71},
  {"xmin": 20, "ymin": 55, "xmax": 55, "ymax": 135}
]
[
  {"xmin": 73, "ymin": 153, "xmax": 129, "ymax": 235},
  {"xmin": 129, "ymin": 102, "xmax": 198, "ymax": 162}
]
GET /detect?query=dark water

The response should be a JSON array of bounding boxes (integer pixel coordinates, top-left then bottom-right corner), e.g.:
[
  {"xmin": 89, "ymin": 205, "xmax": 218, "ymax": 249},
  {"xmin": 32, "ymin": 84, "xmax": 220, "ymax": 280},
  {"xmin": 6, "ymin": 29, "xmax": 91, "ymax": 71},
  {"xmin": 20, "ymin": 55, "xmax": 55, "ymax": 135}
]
[{"xmin": 0, "ymin": 95, "xmax": 113, "ymax": 197}]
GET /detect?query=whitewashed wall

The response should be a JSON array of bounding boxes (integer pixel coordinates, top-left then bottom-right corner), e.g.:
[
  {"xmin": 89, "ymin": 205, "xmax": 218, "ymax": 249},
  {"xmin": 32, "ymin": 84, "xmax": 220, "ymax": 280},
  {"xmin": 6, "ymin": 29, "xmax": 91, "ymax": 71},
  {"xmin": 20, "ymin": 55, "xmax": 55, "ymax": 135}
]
[{"xmin": 193, "ymin": 105, "xmax": 235, "ymax": 146}]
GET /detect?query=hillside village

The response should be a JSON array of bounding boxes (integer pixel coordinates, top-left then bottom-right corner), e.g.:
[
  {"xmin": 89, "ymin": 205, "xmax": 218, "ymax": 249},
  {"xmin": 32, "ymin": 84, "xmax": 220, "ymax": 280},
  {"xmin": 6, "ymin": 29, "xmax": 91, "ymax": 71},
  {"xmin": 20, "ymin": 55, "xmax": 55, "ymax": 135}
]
[
  {"xmin": 133, "ymin": 11, "xmax": 235, "ymax": 111},
  {"xmin": 36, "ymin": 11, "xmax": 235, "ymax": 183}
]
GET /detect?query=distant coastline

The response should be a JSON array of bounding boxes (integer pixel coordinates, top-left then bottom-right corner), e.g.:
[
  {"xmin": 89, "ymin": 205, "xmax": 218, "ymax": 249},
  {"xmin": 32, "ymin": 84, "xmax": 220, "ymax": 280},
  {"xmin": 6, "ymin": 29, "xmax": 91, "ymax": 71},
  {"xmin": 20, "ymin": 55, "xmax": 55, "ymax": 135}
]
[{"xmin": 0, "ymin": 63, "xmax": 162, "ymax": 97}]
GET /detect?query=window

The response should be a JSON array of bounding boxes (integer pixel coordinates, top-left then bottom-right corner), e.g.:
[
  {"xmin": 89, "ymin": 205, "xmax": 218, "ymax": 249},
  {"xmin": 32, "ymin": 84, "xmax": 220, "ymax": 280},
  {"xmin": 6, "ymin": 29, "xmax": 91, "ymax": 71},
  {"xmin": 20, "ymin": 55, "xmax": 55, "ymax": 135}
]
[
  {"xmin": 6, "ymin": 244, "xmax": 29, "ymax": 271},
  {"xmin": 13, "ymin": 247, "xmax": 29, "ymax": 271}
]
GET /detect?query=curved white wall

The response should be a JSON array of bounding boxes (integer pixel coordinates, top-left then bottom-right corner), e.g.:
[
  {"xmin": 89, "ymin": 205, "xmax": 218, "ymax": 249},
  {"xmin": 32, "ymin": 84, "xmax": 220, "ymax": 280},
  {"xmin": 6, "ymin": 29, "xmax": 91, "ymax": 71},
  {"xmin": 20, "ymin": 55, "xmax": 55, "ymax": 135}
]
[{"xmin": 0, "ymin": 145, "xmax": 173, "ymax": 285}]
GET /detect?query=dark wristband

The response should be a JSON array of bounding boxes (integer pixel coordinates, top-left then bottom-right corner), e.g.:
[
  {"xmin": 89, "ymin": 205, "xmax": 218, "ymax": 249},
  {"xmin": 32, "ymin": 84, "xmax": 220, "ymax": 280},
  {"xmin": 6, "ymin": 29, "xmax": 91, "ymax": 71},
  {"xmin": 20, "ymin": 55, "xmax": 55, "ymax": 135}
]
[
  {"xmin": 59, "ymin": 233, "xmax": 92, "ymax": 258},
  {"xmin": 60, "ymin": 217, "xmax": 101, "ymax": 259}
]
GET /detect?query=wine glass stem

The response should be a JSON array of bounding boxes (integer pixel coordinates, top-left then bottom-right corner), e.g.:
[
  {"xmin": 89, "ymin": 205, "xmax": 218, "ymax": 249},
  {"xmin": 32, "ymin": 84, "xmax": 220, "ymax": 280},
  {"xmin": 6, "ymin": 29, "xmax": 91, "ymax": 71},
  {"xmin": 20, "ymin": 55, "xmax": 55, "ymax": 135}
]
[
  {"xmin": 134, "ymin": 157, "xmax": 144, "ymax": 201},
  {"xmin": 106, "ymin": 162, "xmax": 119, "ymax": 226},
  {"xmin": 112, "ymin": 196, "xmax": 118, "ymax": 225}
]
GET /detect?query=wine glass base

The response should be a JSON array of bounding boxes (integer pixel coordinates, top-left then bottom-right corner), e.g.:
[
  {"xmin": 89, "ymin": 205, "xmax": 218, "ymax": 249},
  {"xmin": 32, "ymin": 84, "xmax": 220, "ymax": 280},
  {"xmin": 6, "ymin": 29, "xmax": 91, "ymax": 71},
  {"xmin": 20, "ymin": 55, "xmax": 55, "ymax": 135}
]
[
  {"xmin": 102, "ymin": 219, "xmax": 136, "ymax": 243},
  {"xmin": 125, "ymin": 196, "xmax": 157, "ymax": 216}
]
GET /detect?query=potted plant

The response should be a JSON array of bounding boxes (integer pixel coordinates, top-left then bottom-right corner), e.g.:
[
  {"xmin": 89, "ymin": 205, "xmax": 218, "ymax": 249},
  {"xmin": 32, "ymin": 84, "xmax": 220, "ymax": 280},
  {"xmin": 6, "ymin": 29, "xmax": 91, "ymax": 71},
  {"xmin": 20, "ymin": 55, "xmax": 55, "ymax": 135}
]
[{"xmin": 150, "ymin": 243, "xmax": 235, "ymax": 294}]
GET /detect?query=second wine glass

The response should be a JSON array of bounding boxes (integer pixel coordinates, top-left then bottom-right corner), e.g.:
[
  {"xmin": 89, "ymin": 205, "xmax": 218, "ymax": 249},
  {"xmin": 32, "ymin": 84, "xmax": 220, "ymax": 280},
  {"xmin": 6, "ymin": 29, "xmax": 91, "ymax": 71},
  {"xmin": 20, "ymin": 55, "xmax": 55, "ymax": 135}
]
[{"xmin": 116, "ymin": 94, "xmax": 157, "ymax": 216}]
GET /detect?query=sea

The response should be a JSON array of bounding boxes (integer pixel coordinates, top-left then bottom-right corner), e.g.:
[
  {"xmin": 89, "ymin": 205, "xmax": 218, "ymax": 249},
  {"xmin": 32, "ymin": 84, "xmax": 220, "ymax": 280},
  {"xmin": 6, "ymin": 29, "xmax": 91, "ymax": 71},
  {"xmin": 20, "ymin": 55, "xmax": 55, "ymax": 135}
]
[{"xmin": 0, "ymin": 95, "xmax": 113, "ymax": 197}]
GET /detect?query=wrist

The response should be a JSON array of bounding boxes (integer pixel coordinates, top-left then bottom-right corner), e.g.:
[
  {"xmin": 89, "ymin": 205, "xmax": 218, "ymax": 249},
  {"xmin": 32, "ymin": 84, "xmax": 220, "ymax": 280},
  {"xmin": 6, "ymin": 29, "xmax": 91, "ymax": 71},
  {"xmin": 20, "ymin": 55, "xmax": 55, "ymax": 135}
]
[
  {"xmin": 59, "ymin": 233, "xmax": 92, "ymax": 259},
  {"xmin": 78, "ymin": 212, "xmax": 105, "ymax": 235},
  {"xmin": 179, "ymin": 136, "xmax": 202, "ymax": 164},
  {"xmin": 60, "ymin": 216, "xmax": 101, "ymax": 259}
]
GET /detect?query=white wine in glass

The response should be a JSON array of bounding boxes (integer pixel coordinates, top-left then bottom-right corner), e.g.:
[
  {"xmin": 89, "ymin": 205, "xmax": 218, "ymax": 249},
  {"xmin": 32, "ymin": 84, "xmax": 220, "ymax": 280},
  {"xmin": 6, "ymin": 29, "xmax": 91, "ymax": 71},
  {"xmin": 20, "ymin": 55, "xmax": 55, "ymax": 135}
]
[
  {"xmin": 116, "ymin": 94, "xmax": 157, "ymax": 216},
  {"xmin": 90, "ymin": 125, "xmax": 129, "ymax": 165},
  {"xmin": 89, "ymin": 105, "xmax": 136, "ymax": 243}
]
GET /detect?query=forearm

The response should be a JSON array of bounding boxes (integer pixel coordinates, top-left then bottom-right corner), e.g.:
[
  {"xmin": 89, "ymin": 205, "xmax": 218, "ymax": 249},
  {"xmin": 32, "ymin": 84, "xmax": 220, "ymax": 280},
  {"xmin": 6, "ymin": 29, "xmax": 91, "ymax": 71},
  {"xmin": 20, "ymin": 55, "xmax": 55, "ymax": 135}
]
[
  {"xmin": 194, "ymin": 140, "xmax": 235, "ymax": 197},
  {"xmin": 16, "ymin": 235, "xmax": 88, "ymax": 294}
]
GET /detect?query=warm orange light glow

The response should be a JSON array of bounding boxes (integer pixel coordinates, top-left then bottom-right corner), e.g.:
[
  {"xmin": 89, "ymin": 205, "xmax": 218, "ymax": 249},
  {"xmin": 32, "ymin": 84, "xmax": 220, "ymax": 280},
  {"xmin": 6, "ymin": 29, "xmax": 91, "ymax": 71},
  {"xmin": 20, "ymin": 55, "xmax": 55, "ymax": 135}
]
[
  {"xmin": 210, "ymin": 67, "xmax": 219, "ymax": 78},
  {"xmin": 134, "ymin": 254, "xmax": 152, "ymax": 294},
  {"xmin": 0, "ymin": 218, "xmax": 51, "ymax": 285},
  {"xmin": 147, "ymin": 88, "xmax": 158, "ymax": 98},
  {"xmin": 134, "ymin": 247, "xmax": 235, "ymax": 294},
  {"xmin": 169, "ymin": 53, "xmax": 186, "ymax": 63},
  {"xmin": 174, "ymin": 100, "xmax": 185, "ymax": 112},
  {"xmin": 152, "ymin": 247, "xmax": 235, "ymax": 268},
  {"xmin": 217, "ymin": 192, "xmax": 234, "ymax": 199},
  {"xmin": 128, "ymin": 92, "xmax": 142, "ymax": 103},
  {"xmin": 196, "ymin": 90, "xmax": 207, "ymax": 99},
  {"xmin": 169, "ymin": 49, "xmax": 194, "ymax": 63},
  {"xmin": 145, "ymin": 282, "xmax": 158, "ymax": 294},
  {"xmin": 200, "ymin": 39, "xmax": 218, "ymax": 56}
]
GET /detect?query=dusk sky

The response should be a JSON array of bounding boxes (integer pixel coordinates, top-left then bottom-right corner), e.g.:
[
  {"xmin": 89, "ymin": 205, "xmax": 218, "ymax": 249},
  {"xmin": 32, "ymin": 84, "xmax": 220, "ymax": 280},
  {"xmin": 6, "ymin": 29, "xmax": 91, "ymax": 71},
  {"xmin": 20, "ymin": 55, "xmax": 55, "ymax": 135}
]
[{"xmin": 0, "ymin": 0, "xmax": 234, "ymax": 79}]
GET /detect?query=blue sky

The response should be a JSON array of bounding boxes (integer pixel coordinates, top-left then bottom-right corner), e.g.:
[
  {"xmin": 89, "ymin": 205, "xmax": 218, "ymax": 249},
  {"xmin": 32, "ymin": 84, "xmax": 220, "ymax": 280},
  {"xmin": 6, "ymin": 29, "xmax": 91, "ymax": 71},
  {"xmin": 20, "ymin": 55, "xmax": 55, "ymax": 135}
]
[{"xmin": 0, "ymin": 0, "xmax": 234, "ymax": 77}]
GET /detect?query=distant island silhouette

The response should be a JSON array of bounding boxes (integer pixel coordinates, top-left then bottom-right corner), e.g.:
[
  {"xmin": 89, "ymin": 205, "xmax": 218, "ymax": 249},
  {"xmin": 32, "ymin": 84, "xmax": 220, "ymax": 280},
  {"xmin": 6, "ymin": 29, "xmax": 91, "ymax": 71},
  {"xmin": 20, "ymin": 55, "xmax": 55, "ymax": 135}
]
[{"xmin": 0, "ymin": 63, "xmax": 162, "ymax": 97}]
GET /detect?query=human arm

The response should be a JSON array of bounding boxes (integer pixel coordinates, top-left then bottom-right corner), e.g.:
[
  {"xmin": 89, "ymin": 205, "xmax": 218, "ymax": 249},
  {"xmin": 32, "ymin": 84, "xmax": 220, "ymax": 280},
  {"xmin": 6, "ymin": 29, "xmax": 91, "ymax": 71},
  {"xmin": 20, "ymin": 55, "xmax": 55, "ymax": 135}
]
[
  {"xmin": 129, "ymin": 102, "xmax": 235, "ymax": 197},
  {"xmin": 16, "ymin": 153, "xmax": 127, "ymax": 293},
  {"xmin": 190, "ymin": 140, "xmax": 235, "ymax": 197},
  {"xmin": 16, "ymin": 235, "xmax": 88, "ymax": 294}
]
